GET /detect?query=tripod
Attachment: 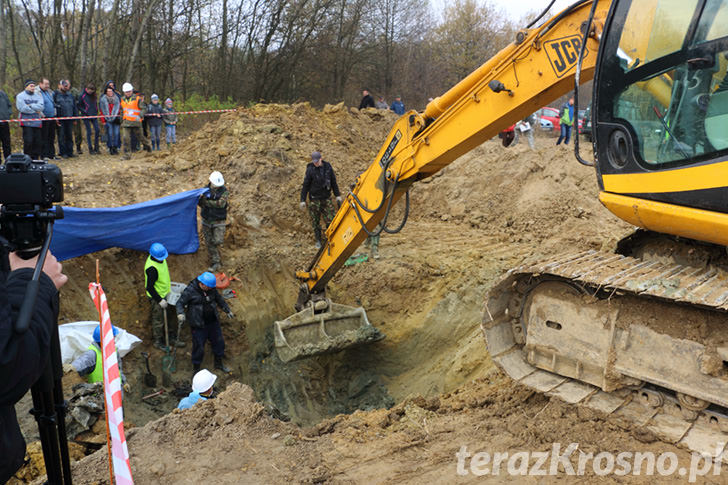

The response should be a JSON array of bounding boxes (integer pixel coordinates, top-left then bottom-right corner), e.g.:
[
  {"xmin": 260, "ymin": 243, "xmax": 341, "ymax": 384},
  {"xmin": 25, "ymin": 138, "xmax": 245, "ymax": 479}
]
[{"xmin": 28, "ymin": 320, "xmax": 73, "ymax": 485}]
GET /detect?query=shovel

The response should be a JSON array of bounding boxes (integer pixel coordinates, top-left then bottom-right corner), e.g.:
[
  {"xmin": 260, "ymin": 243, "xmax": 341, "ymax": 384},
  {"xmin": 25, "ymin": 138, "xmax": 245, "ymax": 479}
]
[
  {"xmin": 163, "ymin": 318, "xmax": 184, "ymax": 375},
  {"xmin": 161, "ymin": 310, "xmax": 173, "ymax": 386},
  {"xmin": 141, "ymin": 352, "xmax": 157, "ymax": 387}
]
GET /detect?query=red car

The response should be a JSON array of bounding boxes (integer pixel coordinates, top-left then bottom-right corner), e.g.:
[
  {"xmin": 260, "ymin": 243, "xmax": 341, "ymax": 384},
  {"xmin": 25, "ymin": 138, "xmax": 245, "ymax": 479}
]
[
  {"xmin": 537, "ymin": 106, "xmax": 584, "ymax": 132},
  {"xmin": 537, "ymin": 107, "xmax": 561, "ymax": 131}
]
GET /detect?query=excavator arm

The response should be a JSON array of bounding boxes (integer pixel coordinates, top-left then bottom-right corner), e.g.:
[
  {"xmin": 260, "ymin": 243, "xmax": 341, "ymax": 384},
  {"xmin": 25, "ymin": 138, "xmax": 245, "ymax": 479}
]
[
  {"xmin": 275, "ymin": 0, "xmax": 613, "ymax": 363},
  {"xmin": 298, "ymin": 0, "xmax": 611, "ymax": 295}
]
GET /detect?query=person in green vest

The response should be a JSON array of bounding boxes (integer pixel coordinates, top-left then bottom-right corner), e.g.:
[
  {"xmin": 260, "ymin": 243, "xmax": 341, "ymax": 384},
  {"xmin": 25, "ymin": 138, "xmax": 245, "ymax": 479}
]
[
  {"xmin": 71, "ymin": 325, "xmax": 129, "ymax": 391},
  {"xmin": 556, "ymin": 97, "xmax": 575, "ymax": 145},
  {"xmin": 144, "ymin": 242, "xmax": 185, "ymax": 350}
]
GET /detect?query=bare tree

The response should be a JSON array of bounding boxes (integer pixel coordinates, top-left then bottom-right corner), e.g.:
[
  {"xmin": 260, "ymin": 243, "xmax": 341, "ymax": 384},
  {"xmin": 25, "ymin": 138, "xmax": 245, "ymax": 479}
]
[
  {"xmin": 368, "ymin": 0, "xmax": 426, "ymax": 95},
  {"xmin": 79, "ymin": 0, "xmax": 97, "ymax": 85},
  {"xmin": 125, "ymin": 0, "xmax": 158, "ymax": 82},
  {"xmin": 6, "ymin": 0, "xmax": 25, "ymax": 82},
  {"xmin": 433, "ymin": 0, "xmax": 514, "ymax": 87},
  {"xmin": 0, "ymin": 0, "xmax": 529, "ymax": 111},
  {"xmin": 0, "ymin": 1, "xmax": 7, "ymax": 86}
]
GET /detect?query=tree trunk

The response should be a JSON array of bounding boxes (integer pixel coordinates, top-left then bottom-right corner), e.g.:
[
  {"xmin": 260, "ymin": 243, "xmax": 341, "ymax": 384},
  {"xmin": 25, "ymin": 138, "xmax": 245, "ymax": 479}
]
[
  {"xmin": 217, "ymin": 0, "xmax": 228, "ymax": 98},
  {"xmin": 79, "ymin": 0, "xmax": 96, "ymax": 86},
  {"xmin": 101, "ymin": 0, "xmax": 122, "ymax": 80},
  {"xmin": 0, "ymin": 1, "xmax": 7, "ymax": 87},
  {"xmin": 124, "ymin": 0, "xmax": 158, "ymax": 82},
  {"xmin": 6, "ymin": 0, "xmax": 24, "ymax": 82}
]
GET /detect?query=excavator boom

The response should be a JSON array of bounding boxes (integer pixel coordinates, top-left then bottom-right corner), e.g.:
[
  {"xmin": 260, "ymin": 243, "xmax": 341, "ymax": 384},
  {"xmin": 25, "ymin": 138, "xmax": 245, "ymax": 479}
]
[
  {"xmin": 300, "ymin": 1, "xmax": 610, "ymax": 295},
  {"xmin": 275, "ymin": 0, "xmax": 612, "ymax": 362}
]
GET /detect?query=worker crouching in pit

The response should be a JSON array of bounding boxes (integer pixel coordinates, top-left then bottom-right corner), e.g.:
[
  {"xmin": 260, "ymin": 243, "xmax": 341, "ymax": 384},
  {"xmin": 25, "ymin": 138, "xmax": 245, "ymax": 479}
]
[
  {"xmin": 177, "ymin": 369, "xmax": 217, "ymax": 410},
  {"xmin": 71, "ymin": 325, "xmax": 129, "ymax": 393},
  {"xmin": 176, "ymin": 272, "xmax": 234, "ymax": 374}
]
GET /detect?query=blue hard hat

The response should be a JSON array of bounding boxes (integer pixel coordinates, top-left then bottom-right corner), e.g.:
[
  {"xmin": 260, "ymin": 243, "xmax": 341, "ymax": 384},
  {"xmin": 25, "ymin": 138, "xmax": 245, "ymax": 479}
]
[
  {"xmin": 149, "ymin": 242, "xmax": 168, "ymax": 260},
  {"xmin": 197, "ymin": 272, "xmax": 217, "ymax": 288},
  {"xmin": 93, "ymin": 325, "xmax": 119, "ymax": 343}
]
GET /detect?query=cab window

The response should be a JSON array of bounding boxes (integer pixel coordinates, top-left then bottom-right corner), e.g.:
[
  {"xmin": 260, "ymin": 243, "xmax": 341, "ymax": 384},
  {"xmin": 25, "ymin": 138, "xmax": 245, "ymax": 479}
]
[{"xmin": 609, "ymin": 0, "xmax": 728, "ymax": 166}]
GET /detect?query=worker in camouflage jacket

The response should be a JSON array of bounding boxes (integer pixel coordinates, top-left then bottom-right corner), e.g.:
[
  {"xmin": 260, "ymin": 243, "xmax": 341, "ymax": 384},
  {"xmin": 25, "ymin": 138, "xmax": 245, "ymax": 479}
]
[{"xmin": 198, "ymin": 171, "xmax": 229, "ymax": 272}]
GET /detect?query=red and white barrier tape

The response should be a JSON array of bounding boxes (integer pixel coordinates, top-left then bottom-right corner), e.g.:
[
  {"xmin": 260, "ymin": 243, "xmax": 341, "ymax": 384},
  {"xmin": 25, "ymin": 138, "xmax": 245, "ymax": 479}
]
[
  {"xmin": 2, "ymin": 108, "xmax": 237, "ymax": 123},
  {"xmin": 89, "ymin": 283, "xmax": 134, "ymax": 485}
]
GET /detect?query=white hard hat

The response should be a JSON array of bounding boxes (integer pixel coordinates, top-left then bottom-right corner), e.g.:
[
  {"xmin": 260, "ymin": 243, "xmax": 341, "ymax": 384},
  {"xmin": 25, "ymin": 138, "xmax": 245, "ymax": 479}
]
[
  {"xmin": 209, "ymin": 171, "xmax": 224, "ymax": 187},
  {"xmin": 122, "ymin": 83, "xmax": 133, "ymax": 93},
  {"xmin": 192, "ymin": 369, "xmax": 217, "ymax": 393}
]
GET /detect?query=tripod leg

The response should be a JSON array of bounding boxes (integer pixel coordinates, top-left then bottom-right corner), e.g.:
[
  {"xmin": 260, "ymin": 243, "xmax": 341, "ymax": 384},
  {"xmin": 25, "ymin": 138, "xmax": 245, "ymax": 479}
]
[
  {"xmin": 50, "ymin": 322, "xmax": 72, "ymax": 484},
  {"xmin": 29, "ymin": 364, "xmax": 63, "ymax": 485}
]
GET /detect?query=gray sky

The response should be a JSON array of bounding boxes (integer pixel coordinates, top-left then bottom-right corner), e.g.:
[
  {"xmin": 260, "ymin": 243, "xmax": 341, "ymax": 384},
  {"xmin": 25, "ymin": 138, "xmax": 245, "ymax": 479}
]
[{"xmin": 431, "ymin": 0, "xmax": 576, "ymax": 23}]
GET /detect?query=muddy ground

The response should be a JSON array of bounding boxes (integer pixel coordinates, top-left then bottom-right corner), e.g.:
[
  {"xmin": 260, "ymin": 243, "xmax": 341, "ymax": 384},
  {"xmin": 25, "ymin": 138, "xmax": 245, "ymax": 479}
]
[{"xmin": 14, "ymin": 104, "xmax": 711, "ymax": 484}]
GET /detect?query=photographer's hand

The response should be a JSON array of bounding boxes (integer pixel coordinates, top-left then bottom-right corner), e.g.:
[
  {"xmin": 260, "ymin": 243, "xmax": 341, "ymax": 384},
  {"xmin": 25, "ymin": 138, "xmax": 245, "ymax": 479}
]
[{"xmin": 9, "ymin": 250, "xmax": 68, "ymax": 290}]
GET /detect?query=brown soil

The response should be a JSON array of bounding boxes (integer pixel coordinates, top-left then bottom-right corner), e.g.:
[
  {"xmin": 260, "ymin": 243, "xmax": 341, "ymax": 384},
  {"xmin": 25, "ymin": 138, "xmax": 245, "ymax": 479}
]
[
  {"xmin": 17, "ymin": 103, "xmax": 704, "ymax": 484},
  {"xmin": 69, "ymin": 381, "xmax": 700, "ymax": 484}
]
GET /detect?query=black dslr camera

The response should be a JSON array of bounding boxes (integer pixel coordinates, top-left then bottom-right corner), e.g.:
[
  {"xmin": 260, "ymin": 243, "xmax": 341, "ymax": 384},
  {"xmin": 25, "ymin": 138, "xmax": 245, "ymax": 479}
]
[{"xmin": 0, "ymin": 153, "xmax": 64, "ymax": 254}]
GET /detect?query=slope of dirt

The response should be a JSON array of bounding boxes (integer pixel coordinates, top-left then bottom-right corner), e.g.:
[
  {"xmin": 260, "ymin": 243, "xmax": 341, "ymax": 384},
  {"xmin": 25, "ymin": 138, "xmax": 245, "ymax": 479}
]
[
  {"xmin": 51, "ymin": 113, "xmax": 633, "ymax": 426},
  {"xmin": 70, "ymin": 380, "xmax": 698, "ymax": 484},
  {"xmin": 15, "ymin": 103, "xmax": 659, "ymax": 483}
]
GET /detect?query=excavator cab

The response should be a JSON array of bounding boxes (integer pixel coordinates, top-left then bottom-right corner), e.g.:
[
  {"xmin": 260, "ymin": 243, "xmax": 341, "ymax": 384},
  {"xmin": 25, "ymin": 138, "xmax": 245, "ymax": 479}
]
[{"xmin": 594, "ymin": 0, "xmax": 728, "ymax": 243}]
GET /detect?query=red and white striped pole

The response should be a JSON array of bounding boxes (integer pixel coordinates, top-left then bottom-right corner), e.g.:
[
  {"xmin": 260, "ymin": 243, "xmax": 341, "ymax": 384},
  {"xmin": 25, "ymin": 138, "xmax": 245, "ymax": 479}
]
[{"xmin": 89, "ymin": 260, "xmax": 134, "ymax": 485}]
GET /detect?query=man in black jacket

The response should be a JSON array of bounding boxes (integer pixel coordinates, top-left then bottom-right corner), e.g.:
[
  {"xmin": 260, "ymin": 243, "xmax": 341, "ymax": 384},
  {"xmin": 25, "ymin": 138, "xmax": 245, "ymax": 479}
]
[
  {"xmin": 0, "ymin": 88, "xmax": 13, "ymax": 160},
  {"xmin": 54, "ymin": 80, "xmax": 78, "ymax": 158},
  {"xmin": 299, "ymin": 151, "xmax": 342, "ymax": 248},
  {"xmin": 0, "ymin": 250, "xmax": 67, "ymax": 483},
  {"xmin": 175, "ymin": 272, "xmax": 233, "ymax": 373},
  {"xmin": 359, "ymin": 89, "xmax": 375, "ymax": 109}
]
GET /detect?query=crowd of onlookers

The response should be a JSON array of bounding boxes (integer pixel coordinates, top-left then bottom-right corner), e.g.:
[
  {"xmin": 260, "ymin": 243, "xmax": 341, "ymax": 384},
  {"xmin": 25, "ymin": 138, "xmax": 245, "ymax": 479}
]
[
  {"xmin": 359, "ymin": 89, "xmax": 406, "ymax": 115},
  {"xmin": 0, "ymin": 78, "xmax": 179, "ymax": 162}
]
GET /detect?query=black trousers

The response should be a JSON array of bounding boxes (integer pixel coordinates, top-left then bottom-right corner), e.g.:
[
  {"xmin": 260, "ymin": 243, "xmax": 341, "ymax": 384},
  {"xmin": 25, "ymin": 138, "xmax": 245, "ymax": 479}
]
[
  {"xmin": 22, "ymin": 126, "xmax": 43, "ymax": 160},
  {"xmin": 0, "ymin": 123, "xmax": 11, "ymax": 160},
  {"xmin": 41, "ymin": 120, "xmax": 56, "ymax": 159},
  {"xmin": 190, "ymin": 321, "xmax": 225, "ymax": 366},
  {"xmin": 58, "ymin": 120, "xmax": 74, "ymax": 156}
]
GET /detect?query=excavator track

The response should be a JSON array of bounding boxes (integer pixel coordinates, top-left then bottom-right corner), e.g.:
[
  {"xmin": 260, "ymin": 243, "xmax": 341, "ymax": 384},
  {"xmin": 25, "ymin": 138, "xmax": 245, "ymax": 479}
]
[{"xmin": 483, "ymin": 250, "xmax": 728, "ymax": 458}]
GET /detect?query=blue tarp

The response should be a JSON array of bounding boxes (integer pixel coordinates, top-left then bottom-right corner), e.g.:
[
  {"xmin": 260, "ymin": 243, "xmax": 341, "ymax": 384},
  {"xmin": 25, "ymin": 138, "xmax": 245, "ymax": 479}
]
[{"xmin": 51, "ymin": 188, "xmax": 207, "ymax": 261}]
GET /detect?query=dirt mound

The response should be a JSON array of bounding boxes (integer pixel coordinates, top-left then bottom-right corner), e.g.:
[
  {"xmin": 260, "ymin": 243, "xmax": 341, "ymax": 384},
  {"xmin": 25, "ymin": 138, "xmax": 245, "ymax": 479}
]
[
  {"xmin": 410, "ymin": 141, "xmax": 632, "ymax": 252},
  {"xmin": 70, "ymin": 378, "xmax": 693, "ymax": 484},
  {"xmin": 64, "ymin": 102, "xmax": 396, "ymax": 235},
  {"xmin": 70, "ymin": 383, "xmax": 307, "ymax": 484},
  {"xmin": 53, "ymin": 104, "xmax": 634, "ymax": 421},
  {"xmin": 30, "ymin": 102, "xmax": 666, "ymax": 483}
]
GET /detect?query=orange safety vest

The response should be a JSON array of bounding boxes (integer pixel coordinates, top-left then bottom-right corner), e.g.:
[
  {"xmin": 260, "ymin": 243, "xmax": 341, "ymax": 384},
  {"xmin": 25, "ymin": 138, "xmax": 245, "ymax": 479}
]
[{"xmin": 121, "ymin": 96, "xmax": 141, "ymax": 122}]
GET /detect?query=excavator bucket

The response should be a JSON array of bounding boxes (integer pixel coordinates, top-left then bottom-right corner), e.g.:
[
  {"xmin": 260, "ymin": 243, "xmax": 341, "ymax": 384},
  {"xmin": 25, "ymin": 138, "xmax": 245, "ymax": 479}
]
[{"xmin": 274, "ymin": 302, "xmax": 384, "ymax": 363}]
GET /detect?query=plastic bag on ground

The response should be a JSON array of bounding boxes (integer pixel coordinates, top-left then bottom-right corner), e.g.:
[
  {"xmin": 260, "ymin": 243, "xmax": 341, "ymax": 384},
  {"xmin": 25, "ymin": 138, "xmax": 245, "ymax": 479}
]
[{"xmin": 60, "ymin": 321, "xmax": 141, "ymax": 364}]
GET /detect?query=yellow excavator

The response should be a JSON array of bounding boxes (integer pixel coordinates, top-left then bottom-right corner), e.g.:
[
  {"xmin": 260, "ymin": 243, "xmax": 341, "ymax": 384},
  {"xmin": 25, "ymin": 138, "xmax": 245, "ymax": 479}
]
[{"xmin": 274, "ymin": 0, "xmax": 728, "ymax": 456}]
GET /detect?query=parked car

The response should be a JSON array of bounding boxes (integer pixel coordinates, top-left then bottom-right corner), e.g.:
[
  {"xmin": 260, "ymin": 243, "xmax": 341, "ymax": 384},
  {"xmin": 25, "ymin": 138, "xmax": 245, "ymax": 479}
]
[
  {"xmin": 581, "ymin": 104, "xmax": 593, "ymax": 141},
  {"xmin": 537, "ymin": 107, "xmax": 561, "ymax": 132},
  {"xmin": 537, "ymin": 106, "xmax": 585, "ymax": 133}
]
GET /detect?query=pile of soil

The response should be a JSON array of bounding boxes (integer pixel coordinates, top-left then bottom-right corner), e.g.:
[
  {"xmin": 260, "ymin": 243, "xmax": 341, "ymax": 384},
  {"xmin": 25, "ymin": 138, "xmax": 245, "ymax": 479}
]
[
  {"xmin": 18, "ymin": 102, "xmax": 671, "ymax": 483},
  {"xmin": 70, "ymin": 380, "xmax": 694, "ymax": 484},
  {"xmin": 53, "ymin": 102, "xmax": 632, "ymax": 413}
]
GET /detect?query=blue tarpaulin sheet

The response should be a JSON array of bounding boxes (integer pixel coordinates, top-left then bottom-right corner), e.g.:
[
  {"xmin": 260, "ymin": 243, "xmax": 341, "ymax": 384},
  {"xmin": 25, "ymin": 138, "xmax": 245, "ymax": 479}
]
[{"xmin": 51, "ymin": 188, "xmax": 207, "ymax": 261}]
